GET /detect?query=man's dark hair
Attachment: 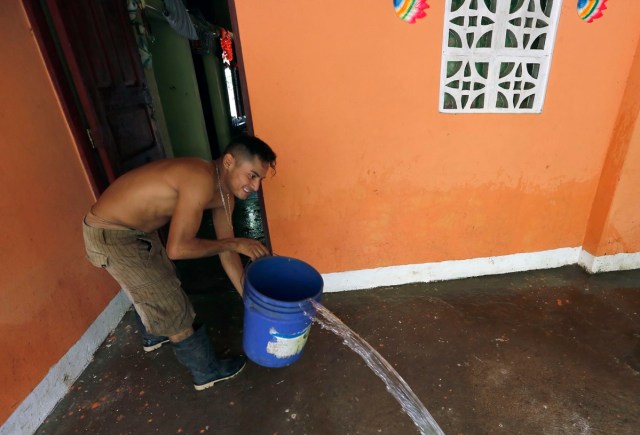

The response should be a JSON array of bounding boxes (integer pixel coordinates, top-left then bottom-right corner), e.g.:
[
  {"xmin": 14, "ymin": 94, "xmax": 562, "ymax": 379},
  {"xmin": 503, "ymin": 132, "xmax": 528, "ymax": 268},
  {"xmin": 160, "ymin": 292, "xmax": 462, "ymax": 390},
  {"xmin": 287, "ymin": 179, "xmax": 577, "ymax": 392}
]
[{"xmin": 224, "ymin": 134, "xmax": 277, "ymax": 173}]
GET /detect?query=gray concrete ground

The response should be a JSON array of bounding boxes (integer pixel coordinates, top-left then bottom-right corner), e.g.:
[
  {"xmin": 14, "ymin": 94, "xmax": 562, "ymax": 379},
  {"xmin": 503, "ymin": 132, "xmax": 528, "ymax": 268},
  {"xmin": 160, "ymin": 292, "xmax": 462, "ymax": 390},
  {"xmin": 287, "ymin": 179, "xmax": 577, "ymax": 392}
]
[{"xmin": 36, "ymin": 265, "xmax": 640, "ymax": 435}]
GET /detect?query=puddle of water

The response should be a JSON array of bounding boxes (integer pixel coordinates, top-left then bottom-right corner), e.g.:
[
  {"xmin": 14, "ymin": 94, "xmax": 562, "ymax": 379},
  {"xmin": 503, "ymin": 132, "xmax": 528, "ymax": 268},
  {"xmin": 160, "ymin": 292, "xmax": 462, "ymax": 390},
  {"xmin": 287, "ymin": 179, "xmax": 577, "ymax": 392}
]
[{"xmin": 306, "ymin": 300, "xmax": 445, "ymax": 435}]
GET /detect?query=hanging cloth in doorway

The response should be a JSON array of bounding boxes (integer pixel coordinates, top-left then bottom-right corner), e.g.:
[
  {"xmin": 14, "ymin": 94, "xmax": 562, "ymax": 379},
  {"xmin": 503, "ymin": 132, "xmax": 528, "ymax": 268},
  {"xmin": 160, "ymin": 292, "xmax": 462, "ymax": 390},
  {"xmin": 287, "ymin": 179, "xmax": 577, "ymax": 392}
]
[
  {"xmin": 188, "ymin": 12, "xmax": 217, "ymax": 55},
  {"xmin": 127, "ymin": 0, "xmax": 153, "ymax": 68},
  {"xmin": 162, "ymin": 0, "xmax": 198, "ymax": 40}
]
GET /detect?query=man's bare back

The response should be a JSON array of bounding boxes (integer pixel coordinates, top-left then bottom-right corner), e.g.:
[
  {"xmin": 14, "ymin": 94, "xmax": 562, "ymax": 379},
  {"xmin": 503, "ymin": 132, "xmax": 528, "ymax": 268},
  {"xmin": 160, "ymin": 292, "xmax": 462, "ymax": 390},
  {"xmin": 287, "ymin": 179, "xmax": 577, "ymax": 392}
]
[{"xmin": 89, "ymin": 158, "xmax": 219, "ymax": 233}]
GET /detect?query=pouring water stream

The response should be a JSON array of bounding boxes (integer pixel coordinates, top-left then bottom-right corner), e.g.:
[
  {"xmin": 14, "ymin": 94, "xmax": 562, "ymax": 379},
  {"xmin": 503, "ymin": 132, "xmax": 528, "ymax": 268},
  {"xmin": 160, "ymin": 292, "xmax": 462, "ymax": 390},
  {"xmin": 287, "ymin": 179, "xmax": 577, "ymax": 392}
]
[{"xmin": 305, "ymin": 299, "xmax": 445, "ymax": 435}]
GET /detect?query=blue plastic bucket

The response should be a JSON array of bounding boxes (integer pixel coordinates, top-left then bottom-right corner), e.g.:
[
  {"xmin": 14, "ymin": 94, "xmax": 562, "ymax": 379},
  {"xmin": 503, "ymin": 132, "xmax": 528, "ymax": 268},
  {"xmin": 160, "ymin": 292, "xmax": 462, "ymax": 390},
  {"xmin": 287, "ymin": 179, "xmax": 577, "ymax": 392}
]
[{"xmin": 242, "ymin": 256, "xmax": 323, "ymax": 368}]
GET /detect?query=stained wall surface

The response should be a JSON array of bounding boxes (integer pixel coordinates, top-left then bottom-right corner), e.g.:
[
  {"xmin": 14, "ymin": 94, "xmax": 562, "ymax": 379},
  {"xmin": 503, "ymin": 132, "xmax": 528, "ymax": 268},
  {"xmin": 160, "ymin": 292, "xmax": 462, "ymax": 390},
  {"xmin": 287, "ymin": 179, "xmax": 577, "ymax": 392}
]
[
  {"xmin": 583, "ymin": 37, "xmax": 640, "ymax": 257},
  {"xmin": 0, "ymin": 1, "xmax": 119, "ymax": 425},
  {"xmin": 233, "ymin": 1, "xmax": 640, "ymax": 273}
]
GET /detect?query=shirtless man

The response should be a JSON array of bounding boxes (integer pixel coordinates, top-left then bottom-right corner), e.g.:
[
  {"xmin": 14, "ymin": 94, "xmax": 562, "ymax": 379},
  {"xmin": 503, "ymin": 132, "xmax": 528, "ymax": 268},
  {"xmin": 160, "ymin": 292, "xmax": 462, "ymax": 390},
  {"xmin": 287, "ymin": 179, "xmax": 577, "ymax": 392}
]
[{"xmin": 82, "ymin": 134, "xmax": 276, "ymax": 390}]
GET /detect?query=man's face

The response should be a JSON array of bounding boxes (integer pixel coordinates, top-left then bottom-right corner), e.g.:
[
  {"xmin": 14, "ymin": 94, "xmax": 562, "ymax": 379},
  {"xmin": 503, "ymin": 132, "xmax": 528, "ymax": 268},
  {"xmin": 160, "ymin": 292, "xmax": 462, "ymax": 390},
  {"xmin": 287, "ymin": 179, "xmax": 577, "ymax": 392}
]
[{"xmin": 226, "ymin": 155, "xmax": 270, "ymax": 200}]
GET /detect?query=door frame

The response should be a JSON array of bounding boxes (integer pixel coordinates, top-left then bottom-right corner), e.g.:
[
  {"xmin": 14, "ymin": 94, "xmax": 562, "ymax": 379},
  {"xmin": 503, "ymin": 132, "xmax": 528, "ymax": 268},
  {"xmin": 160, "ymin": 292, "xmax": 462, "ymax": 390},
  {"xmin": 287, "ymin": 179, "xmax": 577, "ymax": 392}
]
[{"xmin": 22, "ymin": 0, "xmax": 110, "ymax": 195}]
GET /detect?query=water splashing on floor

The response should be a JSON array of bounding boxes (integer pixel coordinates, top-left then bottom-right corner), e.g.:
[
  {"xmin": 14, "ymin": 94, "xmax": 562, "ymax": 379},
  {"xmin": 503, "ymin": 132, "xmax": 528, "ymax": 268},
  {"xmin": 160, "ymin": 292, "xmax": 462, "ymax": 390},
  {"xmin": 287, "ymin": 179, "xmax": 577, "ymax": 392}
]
[{"xmin": 306, "ymin": 299, "xmax": 445, "ymax": 435}]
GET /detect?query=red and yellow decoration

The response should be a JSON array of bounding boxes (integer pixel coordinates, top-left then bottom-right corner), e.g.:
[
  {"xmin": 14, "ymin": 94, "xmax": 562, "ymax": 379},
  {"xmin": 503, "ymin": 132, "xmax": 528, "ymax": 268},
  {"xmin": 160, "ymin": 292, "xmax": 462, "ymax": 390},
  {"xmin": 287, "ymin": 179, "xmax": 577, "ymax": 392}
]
[{"xmin": 220, "ymin": 28, "xmax": 233, "ymax": 65}]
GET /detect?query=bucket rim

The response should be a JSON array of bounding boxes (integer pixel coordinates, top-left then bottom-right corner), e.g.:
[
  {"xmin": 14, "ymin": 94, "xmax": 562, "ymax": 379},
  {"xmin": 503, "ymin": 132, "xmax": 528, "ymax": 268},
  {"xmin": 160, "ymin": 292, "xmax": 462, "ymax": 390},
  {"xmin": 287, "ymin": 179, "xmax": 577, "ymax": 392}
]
[
  {"xmin": 247, "ymin": 255, "xmax": 321, "ymax": 270},
  {"xmin": 244, "ymin": 255, "xmax": 323, "ymax": 305}
]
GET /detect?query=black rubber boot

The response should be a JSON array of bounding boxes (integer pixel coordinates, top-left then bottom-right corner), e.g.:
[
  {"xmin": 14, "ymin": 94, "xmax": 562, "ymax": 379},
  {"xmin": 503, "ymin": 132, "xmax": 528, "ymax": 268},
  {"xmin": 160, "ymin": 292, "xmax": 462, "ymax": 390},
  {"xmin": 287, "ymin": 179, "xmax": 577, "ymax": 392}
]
[
  {"xmin": 172, "ymin": 325, "xmax": 246, "ymax": 391},
  {"xmin": 134, "ymin": 311, "xmax": 170, "ymax": 352}
]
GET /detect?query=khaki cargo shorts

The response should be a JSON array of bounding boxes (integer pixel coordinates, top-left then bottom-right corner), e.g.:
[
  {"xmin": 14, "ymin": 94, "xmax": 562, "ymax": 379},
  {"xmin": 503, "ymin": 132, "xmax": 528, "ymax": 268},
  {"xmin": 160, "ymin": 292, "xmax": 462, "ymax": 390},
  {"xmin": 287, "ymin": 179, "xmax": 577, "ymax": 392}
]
[{"xmin": 82, "ymin": 220, "xmax": 195, "ymax": 337}]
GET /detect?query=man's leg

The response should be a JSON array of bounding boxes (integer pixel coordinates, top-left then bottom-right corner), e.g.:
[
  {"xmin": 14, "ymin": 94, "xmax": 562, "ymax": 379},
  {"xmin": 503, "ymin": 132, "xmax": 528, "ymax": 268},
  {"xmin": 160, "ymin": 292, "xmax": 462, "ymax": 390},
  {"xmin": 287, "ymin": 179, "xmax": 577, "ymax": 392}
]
[
  {"xmin": 171, "ymin": 325, "xmax": 246, "ymax": 391},
  {"xmin": 83, "ymin": 225, "xmax": 245, "ymax": 390}
]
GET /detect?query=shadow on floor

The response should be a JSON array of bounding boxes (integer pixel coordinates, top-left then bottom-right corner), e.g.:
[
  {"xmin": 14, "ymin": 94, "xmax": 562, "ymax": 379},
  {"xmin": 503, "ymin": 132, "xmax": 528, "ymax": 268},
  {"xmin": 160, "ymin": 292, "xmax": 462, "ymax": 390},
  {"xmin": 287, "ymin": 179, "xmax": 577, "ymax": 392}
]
[{"xmin": 36, "ymin": 266, "xmax": 640, "ymax": 434}]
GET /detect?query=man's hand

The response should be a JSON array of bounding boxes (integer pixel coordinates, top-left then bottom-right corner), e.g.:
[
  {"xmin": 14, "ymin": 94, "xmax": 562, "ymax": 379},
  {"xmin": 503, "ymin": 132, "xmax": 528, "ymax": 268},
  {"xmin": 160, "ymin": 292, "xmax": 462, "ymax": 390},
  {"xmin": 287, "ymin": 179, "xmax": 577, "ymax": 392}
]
[
  {"xmin": 232, "ymin": 238, "xmax": 270, "ymax": 261},
  {"xmin": 220, "ymin": 238, "xmax": 269, "ymax": 295}
]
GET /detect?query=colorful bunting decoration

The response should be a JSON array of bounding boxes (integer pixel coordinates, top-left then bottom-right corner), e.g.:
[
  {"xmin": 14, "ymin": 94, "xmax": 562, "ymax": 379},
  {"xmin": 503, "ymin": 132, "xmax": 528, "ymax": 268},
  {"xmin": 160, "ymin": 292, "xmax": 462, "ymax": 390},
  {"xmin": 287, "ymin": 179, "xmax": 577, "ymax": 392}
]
[
  {"xmin": 577, "ymin": 0, "xmax": 608, "ymax": 23},
  {"xmin": 394, "ymin": 0, "xmax": 429, "ymax": 24}
]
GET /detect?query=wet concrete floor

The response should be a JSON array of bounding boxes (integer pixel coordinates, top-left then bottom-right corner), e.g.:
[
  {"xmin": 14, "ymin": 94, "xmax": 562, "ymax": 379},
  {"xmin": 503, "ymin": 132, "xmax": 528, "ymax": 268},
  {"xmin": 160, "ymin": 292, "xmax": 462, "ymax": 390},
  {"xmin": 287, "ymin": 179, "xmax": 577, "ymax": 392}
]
[{"xmin": 36, "ymin": 265, "xmax": 640, "ymax": 434}]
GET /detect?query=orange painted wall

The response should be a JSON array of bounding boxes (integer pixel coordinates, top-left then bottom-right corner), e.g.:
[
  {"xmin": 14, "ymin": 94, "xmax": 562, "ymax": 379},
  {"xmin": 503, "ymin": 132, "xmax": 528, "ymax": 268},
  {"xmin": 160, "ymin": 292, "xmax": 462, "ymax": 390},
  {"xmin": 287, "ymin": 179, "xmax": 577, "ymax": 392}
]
[
  {"xmin": 602, "ymin": 127, "xmax": 640, "ymax": 255},
  {"xmin": 583, "ymin": 37, "xmax": 640, "ymax": 256},
  {"xmin": 0, "ymin": 1, "xmax": 119, "ymax": 425},
  {"xmin": 234, "ymin": 1, "xmax": 640, "ymax": 273}
]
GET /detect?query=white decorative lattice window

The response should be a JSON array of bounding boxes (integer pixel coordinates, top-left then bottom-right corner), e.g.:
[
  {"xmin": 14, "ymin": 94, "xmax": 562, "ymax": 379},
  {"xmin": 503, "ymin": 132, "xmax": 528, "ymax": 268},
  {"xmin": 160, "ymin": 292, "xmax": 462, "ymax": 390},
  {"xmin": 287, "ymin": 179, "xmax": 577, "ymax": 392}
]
[{"xmin": 440, "ymin": 0, "xmax": 562, "ymax": 113}]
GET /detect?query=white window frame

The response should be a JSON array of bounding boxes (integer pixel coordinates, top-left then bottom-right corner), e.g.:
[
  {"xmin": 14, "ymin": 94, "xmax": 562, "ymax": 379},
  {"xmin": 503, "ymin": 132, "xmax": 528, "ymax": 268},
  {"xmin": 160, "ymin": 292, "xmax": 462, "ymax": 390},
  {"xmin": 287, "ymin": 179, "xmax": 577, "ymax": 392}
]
[{"xmin": 439, "ymin": 0, "xmax": 563, "ymax": 113}]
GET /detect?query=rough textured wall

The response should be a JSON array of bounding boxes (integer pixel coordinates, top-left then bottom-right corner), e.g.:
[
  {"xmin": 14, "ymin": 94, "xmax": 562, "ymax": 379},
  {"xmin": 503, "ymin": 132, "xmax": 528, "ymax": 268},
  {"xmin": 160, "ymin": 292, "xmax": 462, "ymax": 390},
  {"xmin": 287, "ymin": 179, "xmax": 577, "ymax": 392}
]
[
  {"xmin": 234, "ymin": 1, "xmax": 640, "ymax": 272},
  {"xmin": 0, "ymin": 1, "xmax": 119, "ymax": 425}
]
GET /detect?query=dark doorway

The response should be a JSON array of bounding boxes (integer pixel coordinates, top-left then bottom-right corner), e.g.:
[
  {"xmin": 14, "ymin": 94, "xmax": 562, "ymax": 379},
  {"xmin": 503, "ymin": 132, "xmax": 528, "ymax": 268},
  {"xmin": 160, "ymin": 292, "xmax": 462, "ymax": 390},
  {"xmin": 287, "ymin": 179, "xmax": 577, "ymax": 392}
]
[{"xmin": 24, "ymin": 0, "xmax": 269, "ymax": 295}]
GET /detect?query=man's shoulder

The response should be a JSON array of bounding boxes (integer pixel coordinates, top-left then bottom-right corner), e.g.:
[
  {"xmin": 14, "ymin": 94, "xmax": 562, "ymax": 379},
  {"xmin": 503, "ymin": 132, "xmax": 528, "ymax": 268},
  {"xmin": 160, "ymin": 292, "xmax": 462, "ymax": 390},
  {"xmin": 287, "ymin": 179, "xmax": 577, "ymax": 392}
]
[
  {"xmin": 165, "ymin": 158, "xmax": 214, "ymax": 195},
  {"xmin": 147, "ymin": 157, "xmax": 211, "ymax": 177},
  {"xmin": 163, "ymin": 156, "xmax": 210, "ymax": 168},
  {"xmin": 130, "ymin": 158, "xmax": 212, "ymax": 192}
]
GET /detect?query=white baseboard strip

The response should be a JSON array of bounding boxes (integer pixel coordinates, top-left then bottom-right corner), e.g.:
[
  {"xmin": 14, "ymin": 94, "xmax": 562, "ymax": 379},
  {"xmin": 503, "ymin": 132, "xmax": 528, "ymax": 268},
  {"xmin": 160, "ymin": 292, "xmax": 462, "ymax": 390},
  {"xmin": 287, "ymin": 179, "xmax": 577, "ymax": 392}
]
[
  {"xmin": 322, "ymin": 247, "xmax": 583, "ymax": 292},
  {"xmin": 0, "ymin": 290, "xmax": 131, "ymax": 435},
  {"xmin": 579, "ymin": 250, "xmax": 640, "ymax": 273}
]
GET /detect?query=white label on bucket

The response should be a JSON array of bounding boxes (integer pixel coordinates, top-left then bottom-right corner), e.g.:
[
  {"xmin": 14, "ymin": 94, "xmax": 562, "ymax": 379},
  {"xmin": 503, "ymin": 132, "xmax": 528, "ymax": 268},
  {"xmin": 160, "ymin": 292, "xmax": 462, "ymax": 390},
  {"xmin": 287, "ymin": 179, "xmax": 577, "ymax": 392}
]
[{"xmin": 266, "ymin": 327, "xmax": 311, "ymax": 359}]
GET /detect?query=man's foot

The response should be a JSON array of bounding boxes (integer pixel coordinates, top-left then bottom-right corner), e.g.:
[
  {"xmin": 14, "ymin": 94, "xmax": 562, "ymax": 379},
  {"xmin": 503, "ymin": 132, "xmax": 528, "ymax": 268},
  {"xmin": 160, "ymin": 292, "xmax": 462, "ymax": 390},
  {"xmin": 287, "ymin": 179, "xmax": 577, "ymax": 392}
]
[
  {"xmin": 134, "ymin": 310, "xmax": 170, "ymax": 352},
  {"xmin": 142, "ymin": 336, "xmax": 170, "ymax": 352},
  {"xmin": 172, "ymin": 325, "xmax": 247, "ymax": 391},
  {"xmin": 193, "ymin": 356, "xmax": 247, "ymax": 391}
]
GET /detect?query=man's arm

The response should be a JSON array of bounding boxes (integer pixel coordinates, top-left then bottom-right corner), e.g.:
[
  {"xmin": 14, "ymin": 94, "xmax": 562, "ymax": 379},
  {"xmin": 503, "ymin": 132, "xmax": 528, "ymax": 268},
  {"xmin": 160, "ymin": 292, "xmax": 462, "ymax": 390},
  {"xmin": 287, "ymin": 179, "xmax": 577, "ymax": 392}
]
[
  {"xmin": 165, "ymin": 191, "xmax": 269, "ymax": 263},
  {"xmin": 219, "ymin": 250, "xmax": 245, "ymax": 295},
  {"xmin": 165, "ymin": 186, "xmax": 235, "ymax": 259},
  {"xmin": 212, "ymin": 201, "xmax": 272, "ymax": 296}
]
